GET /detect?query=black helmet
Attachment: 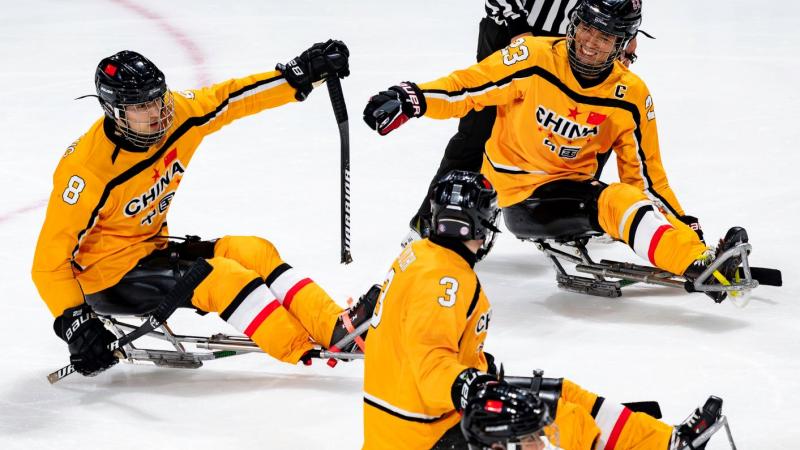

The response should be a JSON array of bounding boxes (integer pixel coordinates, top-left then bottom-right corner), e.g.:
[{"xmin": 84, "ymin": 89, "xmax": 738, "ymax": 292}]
[
  {"xmin": 95, "ymin": 50, "xmax": 174, "ymax": 147},
  {"xmin": 461, "ymin": 383, "xmax": 554, "ymax": 450},
  {"xmin": 567, "ymin": 0, "xmax": 642, "ymax": 77},
  {"xmin": 431, "ymin": 170, "xmax": 500, "ymax": 256}
]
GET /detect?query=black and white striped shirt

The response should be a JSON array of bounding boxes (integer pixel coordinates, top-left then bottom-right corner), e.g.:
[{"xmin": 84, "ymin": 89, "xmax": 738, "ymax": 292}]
[{"xmin": 485, "ymin": 0, "xmax": 580, "ymax": 37}]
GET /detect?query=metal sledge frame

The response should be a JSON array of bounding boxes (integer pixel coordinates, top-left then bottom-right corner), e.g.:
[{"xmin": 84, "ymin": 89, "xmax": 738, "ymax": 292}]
[
  {"xmin": 528, "ymin": 236, "xmax": 761, "ymax": 299},
  {"xmin": 677, "ymin": 414, "xmax": 738, "ymax": 450},
  {"xmin": 103, "ymin": 315, "xmax": 364, "ymax": 371}
]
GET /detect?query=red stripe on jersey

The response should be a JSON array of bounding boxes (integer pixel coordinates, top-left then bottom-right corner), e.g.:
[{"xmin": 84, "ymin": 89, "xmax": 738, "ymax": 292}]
[
  {"xmin": 605, "ymin": 407, "xmax": 632, "ymax": 450},
  {"xmin": 283, "ymin": 278, "xmax": 312, "ymax": 309},
  {"xmin": 647, "ymin": 225, "xmax": 672, "ymax": 265},
  {"xmin": 244, "ymin": 300, "xmax": 281, "ymax": 337}
]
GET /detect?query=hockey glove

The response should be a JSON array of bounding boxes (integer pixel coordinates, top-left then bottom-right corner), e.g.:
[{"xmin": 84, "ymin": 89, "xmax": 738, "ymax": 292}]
[
  {"xmin": 451, "ymin": 368, "xmax": 498, "ymax": 412},
  {"xmin": 678, "ymin": 215, "xmax": 705, "ymax": 243},
  {"xmin": 276, "ymin": 39, "xmax": 350, "ymax": 101},
  {"xmin": 54, "ymin": 304, "xmax": 120, "ymax": 376},
  {"xmin": 363, "ymin": 82, "xmax": 426, "ymax": 136}
]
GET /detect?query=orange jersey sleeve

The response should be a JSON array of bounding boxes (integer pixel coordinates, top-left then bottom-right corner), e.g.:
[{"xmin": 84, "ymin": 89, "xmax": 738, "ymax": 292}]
[
  {"xmin": 32, "ymin": 144, "xmax": 106, "ymax": 316},
  {"xmin": 418, "ymin": 37, "xmax": 539, "ymax": 119},
  {"xmin": 180, "ymin": 69, "xmax": 298, "ymax": 135}
]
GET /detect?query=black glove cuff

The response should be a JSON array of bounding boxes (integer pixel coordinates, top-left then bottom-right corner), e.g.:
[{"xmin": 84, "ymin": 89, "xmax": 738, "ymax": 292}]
[
  {"xmin": 451, "ymin": 368, "xmax": 496, "ymax": 412},
  {"xmin": 389, "ymin": 82, "xmax": 427, "ymax": 118},
  {"xmin": 678, "ymin": 214, "xmax": 704, "ymax": 242},
  {"xmin": 53, "ymin": 304, "xmax": 94, "ymax": 343},
  {"xmin": 276, "ymin": 62, "xmax": 312, "ymax": 102}
]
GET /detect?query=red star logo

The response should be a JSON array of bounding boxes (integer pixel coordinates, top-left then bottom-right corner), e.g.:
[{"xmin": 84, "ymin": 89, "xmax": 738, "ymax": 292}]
[
  {"xmin": 568, "ymin": 107, "xmax": 581, "ymax": 120},
  {"xmin": 548, "ymin": 132, "xmax": 555, "ymax": 139},
  {"xmin": 151, "ymin": 168, "xmax": 160, "ymax": 182},
  {"xmin": 537, "ymin": 127, "xmax": 542, "ymax": 132},
  {"xmin": 567, "ymin": 140, "xmax": 573, "ymax": 145}
]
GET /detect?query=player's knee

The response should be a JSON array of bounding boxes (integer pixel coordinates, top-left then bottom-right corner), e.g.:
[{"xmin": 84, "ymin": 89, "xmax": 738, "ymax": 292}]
[
  {"xmin": 216, "ymin": 235, "xmax": 282, "ymax": 261},
  {"xmin": 598, "ymin": 182, "xmax": 648, "ymax": 208}
]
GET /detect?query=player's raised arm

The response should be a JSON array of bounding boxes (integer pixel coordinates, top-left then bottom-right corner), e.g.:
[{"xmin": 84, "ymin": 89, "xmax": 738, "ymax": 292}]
[
  {"xmin": 363, "ymin": 37, "xmax": 539, "ymax": 135},
  {"xmin": 187, "ymin": 39, "xmax": 350, "ymax": 135}
]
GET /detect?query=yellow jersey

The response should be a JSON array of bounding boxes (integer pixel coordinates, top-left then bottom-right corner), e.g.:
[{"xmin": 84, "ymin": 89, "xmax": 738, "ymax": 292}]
[
  {"xmin": 32, "ymin": 71, "xmax": 298, "ymax": 316},
  {"xmin": 363, "ymin": 237, "xmax": 491, "ymax": 449},
  {"xmin": 418, "ymin": 36, "xmax": 684, "ymax": 215}
]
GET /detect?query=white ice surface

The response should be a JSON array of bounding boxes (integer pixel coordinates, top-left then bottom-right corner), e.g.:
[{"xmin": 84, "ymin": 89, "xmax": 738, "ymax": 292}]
[{"xmin": 1, "ymin": 1, "xmax": 798, "ymax": 449}]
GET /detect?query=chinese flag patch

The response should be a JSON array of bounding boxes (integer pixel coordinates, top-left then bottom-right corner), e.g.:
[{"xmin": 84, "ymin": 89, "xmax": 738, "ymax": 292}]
[
  {"xmin": 164, "ymin": 148, "xmax": 178, "ymax": 167},
  {"xmin": 587, "ymin": 111, "xmax": 607, "ymax": 125},
  {"xmin": 104, "ymin": 64, "xmax": 117, "ymax": 76}
]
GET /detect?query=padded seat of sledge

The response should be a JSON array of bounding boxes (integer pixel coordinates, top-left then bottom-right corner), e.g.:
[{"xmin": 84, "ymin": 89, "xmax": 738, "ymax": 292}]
[
  {"xmin": 503, "ymin": 197, "xmax": 603, "ymax": 242},
  {"xmin": 84, "ymin": 266, "xmax": 183, "ymax": 317}
]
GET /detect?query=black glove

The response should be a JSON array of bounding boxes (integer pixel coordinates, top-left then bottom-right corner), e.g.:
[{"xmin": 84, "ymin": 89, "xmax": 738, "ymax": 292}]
[
  {"xmin": 363, "ymin": 82, "xmax": 426, "ymax": 136},
  {"xmin": 276, "ymin": 39, "xmax": 350, "ymax": 101},
  {"xmin": 451, "ymin": 368, "xmax": 498, "ymax": 412},
  {"xmin": 484, "ymin": 351, "xmax": 498, "ymax": 377},
  {"xmin": 54, "ymin": 304, "xmax": 120, "ymax": 376},
  {"xmin": 678, "ymin": 215, "xmax": 704, "ymax": 243}
]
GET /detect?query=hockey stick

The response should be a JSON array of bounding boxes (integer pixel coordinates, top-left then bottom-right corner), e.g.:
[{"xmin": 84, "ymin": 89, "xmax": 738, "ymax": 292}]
[
  {"xmin": 326, "ymin": 76, "xmax": 352, "ymax": 264},
  {"xmin": 47, "ymin": 258, "xmax": 213, "ymax": 384}
]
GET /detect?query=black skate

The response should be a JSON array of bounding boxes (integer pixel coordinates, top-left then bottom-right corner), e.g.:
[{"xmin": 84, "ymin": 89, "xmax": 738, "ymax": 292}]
[
  {"xmin": 328, "ymin": 284, "xmax": 381, "ymax": 355},
  {"xmin": 672, "ymin": 396, "xmax": 737, "ymax": 450},
  {"xmin": 684, "ymin": 226, "xmax": 754, "ymax": 303}
]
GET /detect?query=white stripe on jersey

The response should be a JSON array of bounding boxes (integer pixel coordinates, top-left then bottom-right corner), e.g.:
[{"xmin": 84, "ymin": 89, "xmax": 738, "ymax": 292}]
[
  {"xmin": 631, "ymin": 209, "xmax": 673, "ymax": 261},
  {"xmin": 594, "ymin": 400, "xmax": 626, "ymax": 449},
  {"xmin": 363, "ymin": 392, "xmax": 442, "ymax": 420},
  {"xmin": 618, "ymin": 200, "xmax": 653, "ymax": 239},
  {"xmin": 226, "ymin": 284, "xmax": 273, "ymax": 332},
  {"xmin": 268, "ymin": 267, "xmax": 309, "ymax": 303},
  {"xmin": 205, "ymin": 78, "xmax": 287, "ymax": 126}
]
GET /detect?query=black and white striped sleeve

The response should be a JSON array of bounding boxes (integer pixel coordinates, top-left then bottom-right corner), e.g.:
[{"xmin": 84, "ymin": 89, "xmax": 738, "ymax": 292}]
[{"xmin": 485, "ymin": 0, "xmax": 531, "ymax": 37}]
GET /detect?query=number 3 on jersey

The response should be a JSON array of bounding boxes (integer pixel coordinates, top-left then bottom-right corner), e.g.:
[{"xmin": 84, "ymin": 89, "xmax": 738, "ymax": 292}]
[
  {"xmin": 62, "ymin": 175, "xmax": 85, "ymax": 205},
  {"xmin": 371, "ymin": 272, "xmax": 461, "ymax": 329},
  {"xmin": 438, "ymin": 277, "xmax": 459, "ymax": 307}
]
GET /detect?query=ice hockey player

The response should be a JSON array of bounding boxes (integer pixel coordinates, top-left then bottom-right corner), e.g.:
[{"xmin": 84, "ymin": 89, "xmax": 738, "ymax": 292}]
[
  {"xmin": 31, "ymin": 42, "xmax": 376, "ymax": 378},
  {"xmin": 363, "ymin": 0, "xmax": 748, "ymax": 303},
  {"xmin": 362, "ymin": 170, "xmax": 730, "ymax": 449},
  {"xmin": 408, "ymin": 0, "xmax": 643, "ymax": 240}
]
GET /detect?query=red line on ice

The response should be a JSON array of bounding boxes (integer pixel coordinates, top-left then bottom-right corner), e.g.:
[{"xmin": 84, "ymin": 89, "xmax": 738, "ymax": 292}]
[
  {"xmin": 0, "ymin": 1, "xmax": 209, "ymax": 225},
  {"xmin": 110, "ymin": 0, "xmax": 211, "ymax": 86},
  {"xmin": 0, "ymin": 199, "xmax": 48, "ymax": 224}
]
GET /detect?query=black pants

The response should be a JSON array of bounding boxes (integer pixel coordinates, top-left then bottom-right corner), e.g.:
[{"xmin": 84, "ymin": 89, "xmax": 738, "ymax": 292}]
[
  {"xmin": 415, "ymin": 20, "xmax": 611, "ymax": 220},
  {"xmin": 415, "ymin": 18, "xmax": 508, "ymax": 220}
]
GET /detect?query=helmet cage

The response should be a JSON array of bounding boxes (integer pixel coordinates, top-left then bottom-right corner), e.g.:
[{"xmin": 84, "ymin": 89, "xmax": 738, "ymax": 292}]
[
  {"xmin": 102, "ymin": 91, "xmax": 175, "ymax": 148},
  {"xmin": 566, "ymin": 0, "xmax": 641, "ymax": 78}
]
